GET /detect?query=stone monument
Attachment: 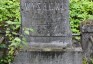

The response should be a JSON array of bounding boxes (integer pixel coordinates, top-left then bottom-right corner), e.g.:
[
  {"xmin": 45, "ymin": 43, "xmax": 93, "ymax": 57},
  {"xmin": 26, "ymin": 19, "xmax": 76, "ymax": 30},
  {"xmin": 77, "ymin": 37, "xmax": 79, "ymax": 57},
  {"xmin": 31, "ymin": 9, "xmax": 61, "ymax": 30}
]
[
  {"xmin": 21, "ymin": 0, "xmax": 72, "ymax": 50},
  {"xmin": 11, "ymin": 0, "xmax": 82, "ymax": 64}
]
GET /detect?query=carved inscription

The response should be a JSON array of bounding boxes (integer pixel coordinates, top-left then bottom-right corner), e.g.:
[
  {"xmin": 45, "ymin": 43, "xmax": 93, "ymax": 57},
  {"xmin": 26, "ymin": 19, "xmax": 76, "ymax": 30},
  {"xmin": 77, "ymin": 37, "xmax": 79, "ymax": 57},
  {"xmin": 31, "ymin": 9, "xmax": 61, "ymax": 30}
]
[{"xmin": 25, "ymin": 2, "xmax": 64, "ymax": 12}]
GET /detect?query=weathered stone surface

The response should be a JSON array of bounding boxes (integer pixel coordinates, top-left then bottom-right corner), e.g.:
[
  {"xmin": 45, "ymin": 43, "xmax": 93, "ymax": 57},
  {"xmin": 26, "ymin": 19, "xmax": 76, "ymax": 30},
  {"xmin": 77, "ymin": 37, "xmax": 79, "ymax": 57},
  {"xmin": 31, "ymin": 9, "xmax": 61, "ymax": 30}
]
[
  {"xmin": 21, "ymin": 0, "xmax": 72, "ymax": 48},
  {"xmin": 12, "ymin": 48, "xmax": 82, "ymax": 64},
  {"xmin": 80, "ymin": 21, "xmax": 93, "ymax": 62},
  {"xmin": 81, "ymin": 25, "xmax": 93, "ymax": 32},
  {"xmin": 81, "ymin": 29, "xmax": 93, "ymax": 62}
]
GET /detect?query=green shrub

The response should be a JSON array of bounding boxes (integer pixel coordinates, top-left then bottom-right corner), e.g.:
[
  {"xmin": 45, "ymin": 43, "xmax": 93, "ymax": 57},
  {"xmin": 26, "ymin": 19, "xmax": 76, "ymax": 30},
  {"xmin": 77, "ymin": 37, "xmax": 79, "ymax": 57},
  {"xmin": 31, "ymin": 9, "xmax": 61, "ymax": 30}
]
[
  {"xmin": 0, "ymin": 0, "xmax": 20, "ymax": 22},
  {"xmin": 0, "ymin": 0, "xmax": 20, "ymax": 64},
  {"xmin": 70, "ymin": 0, "xmax": 93, "ymax": 33}
]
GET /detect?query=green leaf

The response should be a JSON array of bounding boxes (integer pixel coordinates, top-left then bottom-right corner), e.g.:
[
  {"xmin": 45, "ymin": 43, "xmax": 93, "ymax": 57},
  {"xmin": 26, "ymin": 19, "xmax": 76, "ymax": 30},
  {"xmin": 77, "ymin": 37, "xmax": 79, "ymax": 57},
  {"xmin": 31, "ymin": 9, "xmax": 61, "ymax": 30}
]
[
  {"xmin": 24, "ymin": 30, "xmax": 30, "ymax": 35},
  {"xmin": 14, "ymin": 37, "xmax": 21, "ymax": 42}
]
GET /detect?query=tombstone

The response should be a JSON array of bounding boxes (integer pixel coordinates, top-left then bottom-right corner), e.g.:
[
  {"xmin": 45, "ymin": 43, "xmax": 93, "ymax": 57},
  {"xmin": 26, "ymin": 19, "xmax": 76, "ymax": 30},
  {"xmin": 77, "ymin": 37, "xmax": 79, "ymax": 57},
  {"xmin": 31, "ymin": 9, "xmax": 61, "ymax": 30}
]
[
  {"xmin": 11, "ymin": 0, "xmax": 82, "ymax": 64},
  {"xmin": 21, "ymin": 0, "xmax": 72, "ymax": 49},
  {"xmin": 80, "ymin": 20, "xmax": 93, "ymax": 63}
]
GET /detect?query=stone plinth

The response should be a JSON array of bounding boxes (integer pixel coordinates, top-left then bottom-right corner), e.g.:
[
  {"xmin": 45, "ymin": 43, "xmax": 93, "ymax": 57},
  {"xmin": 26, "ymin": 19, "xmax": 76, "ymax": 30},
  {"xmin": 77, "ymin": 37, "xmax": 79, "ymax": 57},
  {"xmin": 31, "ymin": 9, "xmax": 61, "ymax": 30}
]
[{"xmin": 12, "ymin": 47, "xmax": 82, "ymax": 64}]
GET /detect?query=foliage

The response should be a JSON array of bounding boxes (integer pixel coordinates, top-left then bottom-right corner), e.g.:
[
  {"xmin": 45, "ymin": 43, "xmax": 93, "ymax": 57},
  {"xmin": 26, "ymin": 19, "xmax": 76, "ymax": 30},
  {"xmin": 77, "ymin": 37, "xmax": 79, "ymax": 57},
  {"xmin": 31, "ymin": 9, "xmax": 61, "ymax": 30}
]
[
  {"xmin": 70, "ymin": 0, "xmax": 93, "ymax": 33},
  {"xmin": 83, "ymin": 58, "xmax": 88, "ymax": 64},
  {"xmin": 0, "ymin": 0, "xmax": 21, "ymax": 64}
]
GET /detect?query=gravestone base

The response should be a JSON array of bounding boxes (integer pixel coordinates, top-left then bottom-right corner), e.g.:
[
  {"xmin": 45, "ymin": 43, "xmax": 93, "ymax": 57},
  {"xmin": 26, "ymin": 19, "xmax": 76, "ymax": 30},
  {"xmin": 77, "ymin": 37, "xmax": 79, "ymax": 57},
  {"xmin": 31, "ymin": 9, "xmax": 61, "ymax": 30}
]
[{"xmin": 11, "ymin": 47, "xmax": 82, "ymax": 64}]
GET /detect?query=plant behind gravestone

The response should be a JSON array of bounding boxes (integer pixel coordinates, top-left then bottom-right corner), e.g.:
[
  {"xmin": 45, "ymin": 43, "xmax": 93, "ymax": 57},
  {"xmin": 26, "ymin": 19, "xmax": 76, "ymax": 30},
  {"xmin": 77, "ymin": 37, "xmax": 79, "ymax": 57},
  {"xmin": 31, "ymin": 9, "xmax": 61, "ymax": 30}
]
[
  {"xmin": 70, "ymin": 0, "xmax": 93, "ymax": 33},
  {"xmin": 70, "ymin": 0, "xmax": 93, "ymax": 42},
  {"xmin": 0, "ymin": 0, "xmax": 21, "ymax": 64}
]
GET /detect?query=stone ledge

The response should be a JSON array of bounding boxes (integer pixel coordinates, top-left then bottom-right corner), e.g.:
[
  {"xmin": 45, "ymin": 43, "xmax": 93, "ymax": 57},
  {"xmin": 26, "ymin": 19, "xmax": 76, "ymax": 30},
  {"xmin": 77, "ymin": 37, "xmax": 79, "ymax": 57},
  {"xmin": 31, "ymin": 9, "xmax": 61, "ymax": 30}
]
[
  {"xmin": 20, "ymin": 47, "xmax": 82, "ymax": 52},
  {"xmin": 12, "ymin": 48, "xmax": 82, "ymax": 64}
]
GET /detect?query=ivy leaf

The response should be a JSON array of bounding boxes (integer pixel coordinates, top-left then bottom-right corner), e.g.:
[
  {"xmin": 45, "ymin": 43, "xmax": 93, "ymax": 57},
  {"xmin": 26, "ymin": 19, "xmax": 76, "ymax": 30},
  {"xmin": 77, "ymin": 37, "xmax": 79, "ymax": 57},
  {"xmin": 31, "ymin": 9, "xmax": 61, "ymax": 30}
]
[
  {"xmin": 24, "ymin": 30, "xmax": 29, "ymax": 35},
  {"xmin": 14, "ymin": 37, "xmax": 21, "ymax": 42},
  {"xmin": 6, "ymin": 21, "xmax": 13, "ymax": 24}
]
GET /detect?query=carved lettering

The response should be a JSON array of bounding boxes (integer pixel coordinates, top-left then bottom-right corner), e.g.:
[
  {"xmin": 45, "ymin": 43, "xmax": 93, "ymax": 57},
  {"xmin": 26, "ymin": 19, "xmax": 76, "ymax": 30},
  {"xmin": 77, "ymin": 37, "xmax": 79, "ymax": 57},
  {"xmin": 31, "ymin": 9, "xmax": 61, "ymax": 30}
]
[{"xmin": 24, "ymin": 2, "xmax": 64, "ymax": 12}]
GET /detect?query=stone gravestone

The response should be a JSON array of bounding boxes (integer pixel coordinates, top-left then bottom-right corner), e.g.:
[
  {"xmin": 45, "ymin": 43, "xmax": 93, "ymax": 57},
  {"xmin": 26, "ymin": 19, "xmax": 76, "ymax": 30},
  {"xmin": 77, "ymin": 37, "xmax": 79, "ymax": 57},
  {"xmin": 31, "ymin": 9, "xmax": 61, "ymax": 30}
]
[
  {"xmin": 21, "ymin": 0, "xmax": 72, "ymax": 50},
  {"xmin": 80, "ymin": 20, "xmax": 93, "ymax": 63},
  {"xmin": 11, "ymin": 0, "xmax": 82, "ymax": 64}
]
